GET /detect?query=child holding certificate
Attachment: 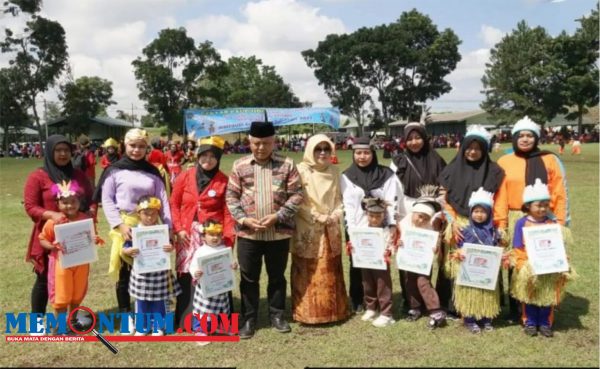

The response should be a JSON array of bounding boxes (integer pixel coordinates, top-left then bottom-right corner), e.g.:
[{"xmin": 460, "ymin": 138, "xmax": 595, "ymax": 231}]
[
  {"xmin": 398, "ymin": 187, "xmax": 446, "ymax": 329},
  {"xmin": 451, "ymin": 187, "xmax": 502, "ymax": 334},
  {"xmin": 38, "ymin": 180, "xmax": 103, "ymax": 329},
  {"xmin": 510, "ymin": 179, "xmax": 575, "ymax": 338},
  {"xmin": 122, "ymin": 196, "xmax": 181, "ymax": 336},
  {"xmin": 350, "ymin": 197, "xmax": 396, "ymax": 328},
  {"xmin": 189, "ymin": 220, "xmax": 238, "ymax": 345}
]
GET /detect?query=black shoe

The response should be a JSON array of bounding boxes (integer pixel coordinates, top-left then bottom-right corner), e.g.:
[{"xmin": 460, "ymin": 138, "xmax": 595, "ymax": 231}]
[
  {"xmin": 405, "ymin": 309, "xmax": 421, "ymax": 322},
  {"xmin": 524, "ymin": 325, "xmax": 538, "ymax": 337},
  {"xmin": 353, "ymin": 304, "xmax": 365, "ymax": 314},
  {"xmin": 270, "ymin": 316, "xmax": 291, "ymax": 333},
  {"xmin": 539, "ymin": 325, "xmax": 554, "ymax": 338},
  {"xmin": 239, "ymin": 319, "xmax": 256, "ymax": 339}
]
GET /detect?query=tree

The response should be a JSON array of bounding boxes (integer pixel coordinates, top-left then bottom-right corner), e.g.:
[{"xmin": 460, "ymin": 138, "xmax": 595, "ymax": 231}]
[
  {"xmin": 0, "ymin": 68, "xmax": 29, "ymax": 149},
  {"xmin": 303, "ymin": 9, "xmax": 461, "ymax": 136},
  {"xmin": 44, "ymin": 101, "xmax": 62, "ymax": 121},
  {"xmin": 481, "ymin": 21, "xmax": 565, "ymax": 127},
  {"xmin": 115, "ymin": 110, "xmax": 137, "ymax": 124},
  {"xmin": 554, "ymin": 4, "xmax": 599, "ymax": 134},
  {"xmin": 214, "ymin": 56, "xmax": 303, "ymax": 108},
  {"xmin": 1, "ymin": 0, "xmax": 41, "ymax": 15},
  {"xmin": 59, "ymin": 76, "xmax": 115, "ymax": 135},
  {"xmin": 1, "ymin": 13, "xmax": 68, "ymax": 144},
  {"xmin": 140, "ymin": 114, "xmax": 159, "ymax": 128},
  {"xmin": 132, "ymin": 28, "xmax": 226, "ymax": 136}
]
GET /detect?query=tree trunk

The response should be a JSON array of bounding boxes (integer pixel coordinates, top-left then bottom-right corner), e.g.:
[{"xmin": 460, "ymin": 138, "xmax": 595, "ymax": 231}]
[
  {"xmin": 577, "ymin": 103, "xmax": 583, "ymax": 136},
  {"xmin": 31, "ymin": 95, "xmax": 45, "ymax": 145}
]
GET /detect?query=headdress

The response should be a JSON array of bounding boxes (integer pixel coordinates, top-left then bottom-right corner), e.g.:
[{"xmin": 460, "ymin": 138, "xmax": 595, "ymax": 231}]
[
  {"xmin": 136, "ymin": 197, "xmax": 162, "ymax": 212},
  {"xmin": 50, "ymin": 180, "xmax": 82, "ymax": 199},
  {"xmin": 465, "ymin": 125, "xmax": 491, "ymax": 146},
  {"xmin": 468, "ymin": 187, "xmax": 494, "ymax": 208},
  {"xmin": 102, "ymin": 138, "xmax": 119, "ymax": 148},
  {"xmin": 249, "ymin": 110, "xmax": 275, "ymax": 138},
  {"xmin": 511, "ymin": 116, "xmax": 540, "ymax": 137},
  {"xmin": 522, "ymin": 178, "xmax": 550, "ymax": 203},
  {"xmin": 124, "ymin": 128, "xmax": 149, "ymax": 145},
  {"xmin": 361, "ymin": 197, "xmax": 389, "ymax": 213}
]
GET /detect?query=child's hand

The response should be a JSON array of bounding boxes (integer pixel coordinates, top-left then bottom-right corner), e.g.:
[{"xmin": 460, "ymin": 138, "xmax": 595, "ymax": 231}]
[
  {"xmin": 456, "ymin": 249, "xmax": 465, "ymax": 261},
  {"xmin": 231, "ymin": 262, "xmax": 239, "ymax": 270},
  {"xmin": 194, "ymin": 270, "xmax": 203, "ymax": 279},
  {"xmin": 52, "ymin": 241, "xmax": 64, "ymax": 253},
  {"xmin": 163, "ymin": 244, "xmax": 174, "ymax": 252},
  {"xmin": 383, "ymin": 248, "xmax": 392, "ymax": 264},
  {"xmin": 452, "ymin": 223, "xmax": 464, "ymax": 243},
  {"xmin": 94, "ymin": 235, "xmax": 105, "ymax": 246},
  {"xmin": 123, "ymin": 247, "xmax": 139, "ymax": 257},
  {"xmin": 345, "ymin": 241, "xmax": 353, "ymax": 256}
]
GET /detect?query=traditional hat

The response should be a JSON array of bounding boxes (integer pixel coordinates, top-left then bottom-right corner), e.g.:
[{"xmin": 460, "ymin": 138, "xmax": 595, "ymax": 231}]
[
  {"xmin": 511, "ymin": 116, "xmax": 540, "ymax": 137},
  {"xmin": 202, "ymin": 222, "xmax": 223, "ymax": 234},
  {"xmin": 352, "ymin": 136, "xmax": 371, "ymax": 150},
  {"xmin": 78, "ymin": 135, "xmax": 91, "ymax": 147},
  {"xmin": 412, "ymin": 202, "xmax": 437, "ymax": 218},
  {"xmin": 362, "ymin": 197, "xmax": 388, "ymax": 213},
  {"xmin": 102, "ymin": 138, "xmax": 119, "ymax": 149},
  {"xmin": 51, "ymin": 180, "xmax": 82, "ymax": 199},
  {"xmin": 468, "ymin": 187, "xmax": 494, "ymax": 208},
  {"xmin": 125, "ymin": 128, "xmax": 149, "ymax": 145},
  {"xmin": 197, "ymin": 136, "xmax": 225, "ymax": 156},
  {"xmin": 412, "ymin": 184, "xmax": 442, "ymax": 217},
  {"xmin": 249, "ymin": 110, "xmax": 275, "ymax": 138},
  {"xmin": 522, "ymin": 178, "xmax": 550, "ymax": 204},
  {"xmin": 136, "ymin": 196, "xmax": 162, "ymax": 212},
  {"xmin": 465, "ymin": 125, "xmax": 491, "ymax": 146}
]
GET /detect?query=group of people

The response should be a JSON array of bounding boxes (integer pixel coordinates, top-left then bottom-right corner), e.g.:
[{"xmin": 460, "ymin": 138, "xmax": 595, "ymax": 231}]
[{"xmin": 23, "ymin": 115, "xmax": 574, "ymax": 342}]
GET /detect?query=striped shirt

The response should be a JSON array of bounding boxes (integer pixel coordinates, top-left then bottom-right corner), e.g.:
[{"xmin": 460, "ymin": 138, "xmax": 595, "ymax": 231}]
[{"xmin": 226, "ymin": 153, "xmax": 303, "ymax": 241}]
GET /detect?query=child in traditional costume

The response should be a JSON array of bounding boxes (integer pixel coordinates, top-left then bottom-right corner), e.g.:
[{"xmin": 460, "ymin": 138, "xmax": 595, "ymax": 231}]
[
  {"xmin": 38, "ymin": 180, "xmax": 104, "ymax": 327},
  {"xmin": 510, "ymin": 179, "xmax": 575, "ymax": 337},
  {"xmin": 100, "ymin": 138, "xmax": 120, "ymax": 169},
  {"xmin": 189, "ymin": 219, "xmax": 238, "ymax": 346},
  {"xmin": 399, "ymin": 186, "xmax": 446, "ymax": 329},
  {"xmin": 122, "ymin": 196, "xmax": 181, "ymax": 336},
  {"xmin": 450, "ymin": 187, "xmax": 502, "ymax": 333},
  {"xmin": 350, "ymin": 197, "xmax": 396, "ymax": 328}
]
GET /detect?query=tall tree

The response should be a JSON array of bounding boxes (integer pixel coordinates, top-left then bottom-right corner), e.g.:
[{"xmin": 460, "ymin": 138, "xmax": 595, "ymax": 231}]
[
  {"xmin": 59, "ymin": 76, "xmax": 115, "ymax": 135},
  {"xmin": 1, "ymin": 0, "xmax": 41, "ymax": 15},
  {"xmin": 481, "ymin": 21, "xmax": 565, "ymax": 127},
  {"xmin": 1, "ymin": 14, "xmax": 68, "ymax": 143},
  {"xmin": 554, "ymin": 4, "xmax": 599, "ymax": 134},
  {"xmin": 0, "ymin": 68, "xmax": 29, "ymax": 149},
  {"xmin": 303, "ymin": 9, "xmax": 461, "ymax": 136},
  {"xmin": 132, "ymin": 28, "xmax": 225, "ymax": 136}
]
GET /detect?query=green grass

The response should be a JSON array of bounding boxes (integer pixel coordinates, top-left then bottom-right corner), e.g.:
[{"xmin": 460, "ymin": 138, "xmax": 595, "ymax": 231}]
[{"xmin": 0, "ymin": 143, "xmax": 598, "ymax": 367}]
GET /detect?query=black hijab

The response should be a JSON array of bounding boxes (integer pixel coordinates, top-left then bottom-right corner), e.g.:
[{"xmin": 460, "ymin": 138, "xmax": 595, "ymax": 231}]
[
  {"xmin": 343, "ymin": 139, "xmax": 394, "ymax": 194},
  {"xmin": 393, "ymin": 124, "xmax": 446, "ymax": 198},
  {"xmin": 195, "ymin": 145, "xmax": 222, "ymax": 193},
  {"xmin": 511, "ymin": 131, "xmax": 553, "ymax": 186},
  {"xmin": 93, "ymin": 153, "xmax": 164, "ymax": 203},
  {"xmin": 42, "ymin": 135, "xmax": 74, "ymax": 183},
  {"xmin": 438, "ymin": 136, "xmax": 505, "ymax": 217}
]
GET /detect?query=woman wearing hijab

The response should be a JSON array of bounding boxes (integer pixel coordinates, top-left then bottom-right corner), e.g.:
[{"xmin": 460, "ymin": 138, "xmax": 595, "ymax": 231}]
[
  {"xmin": 341, "ymin": 136, "xmax": 405, "ymax": 313},
  {"xmin": 170, "ymin": 136, "xmax": 235, "ymax": 328},
  {"xmin": 23, "ymin": 135, "xmax": 96, "ymax": 332},
  {"xmin": 95, "ymin": 128, "xmax": 172, "ymax": 333},
  {"xmin": 390, "ymin": 122, "xmax": 447, "ymax": 315},
  {"xmin": 291, "ymin": 134, "xmax": 349, "ymax": 324},
  {"xmin": 493, "ymin": 116, "xmax": 569, "ymax": 322}
]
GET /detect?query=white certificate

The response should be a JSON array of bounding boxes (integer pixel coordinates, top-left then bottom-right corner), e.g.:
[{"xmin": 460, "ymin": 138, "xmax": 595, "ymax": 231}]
[
  {"xmin": 348, "ymin": 227, "xmax": 387, "ymax": 271},
  {"xmin": 396, "ymin": 227, "xmax": 437, "ymax": 276},
  {"xmin": 523, "ymin": 224, "xmax": 569, "ymax": 275},
  {"xmin": 55, "ymin": 218, "xmax": 97, "ymax": 269},
  {"xmin": 198, "ymin": 248, "xmax": 235, "ymax": 298},
  {"xmin": 132, "ymin": 225, "xmax": 171, "ymax": 273},
  {"xmin": 456, "ymin": 243, "xmax": 503, "ymax": 290}
]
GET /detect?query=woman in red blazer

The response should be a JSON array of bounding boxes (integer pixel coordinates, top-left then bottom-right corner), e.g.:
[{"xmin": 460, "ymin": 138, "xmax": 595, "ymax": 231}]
[{"xmin": 170, "ymin": 135, "xmax": 235, "ymax": 327}]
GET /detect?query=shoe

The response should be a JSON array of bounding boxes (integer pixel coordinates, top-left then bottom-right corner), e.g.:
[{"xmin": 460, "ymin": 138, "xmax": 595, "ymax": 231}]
[
  {"xmin": 539, "ymin": 325, "xmax": 553, "ymax": 338},
  {"xmin": 361, "ymin": 309, "xmax": 378, "ymax": 322},
  {"xmin": 446, "ymin": 311, "xmax": 460, "ymax": 321},
  {"xmin": 121, "ymin": 315, "xmax": 135, "ymax": 335},
  {"xmin": 151, "ymin": 329, "xmax": 164, "ymax": 337},
  {"xmin": 195, "ymin": 332, "xmax": 211, "ymax": 346},
  {"xmin": 238, "ymin": 319, "xmax": 256, "ymax": 339},
  {"xmin": 428, "ymin": 314, "xmax": 446, "ymax": 330},
  {"xmin": 405, "ymin": 309, "xmax": 421, "ymax": 322},
  {"xmin": 30, "ymin": 317, "xmax": 46, "ymax": 336},
  {"xmin": 483, "ymin": 323, "xmax": 494, "ymax": 332},
  {"xmin": 354, "ymin": 304, "xmax": 365, "ymax": 314},
  {"xmin": 524, "ymin": 325, "xmax": 538, "ymax": 337},
  {"xmin": 270, "ymin": 315, "xmax": 291, "ymax": 333},
  {"xmin": 372, "ymin": 315, "xmax": 395, "ymax": 328},
  {"xmin": 466, "ymin": 323, "xmax": 481, "ymax": 334},
  {"xmin": 134, "ymin": 331, "xmax": 147, "ymax": 336}
]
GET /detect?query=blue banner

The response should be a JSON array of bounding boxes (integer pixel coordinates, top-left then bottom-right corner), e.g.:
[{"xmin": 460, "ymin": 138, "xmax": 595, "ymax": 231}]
[{"xmin": 184, "ymin": 107, "xmax": 339, "ymax": 139}]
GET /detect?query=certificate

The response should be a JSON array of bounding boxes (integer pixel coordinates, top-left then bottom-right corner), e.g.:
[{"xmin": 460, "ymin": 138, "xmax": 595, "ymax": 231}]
[
  {"xmin": 396, "ymin": 227, "xmax": 437, "ymax": 276},
  {"xmin": 55, "ymin": 218, "xmax": 97, "ymax": 269},
  {"xmin": 132, "ymin": 225, "xmax": 171, "ymax": 273},
  {"xmin": 348, "ymin": 227, "xmax": 386, "ymax": 270},
  {"xmin": 456, "ymin": 243, "xmax": 502, "ymax": 290},
  {"xmin": 198, "ymin": 248, "xmax": 235, "ymax": 298},
  {"xmin": 523, "ymin": 224, "xmax": 569, "ymax": 275}
]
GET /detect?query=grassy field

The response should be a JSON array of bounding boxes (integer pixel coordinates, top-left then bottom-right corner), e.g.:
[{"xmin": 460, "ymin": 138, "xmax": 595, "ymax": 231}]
[{"xmin": 0, "ymin": 143, "xmax": 598, "ymax": 368}]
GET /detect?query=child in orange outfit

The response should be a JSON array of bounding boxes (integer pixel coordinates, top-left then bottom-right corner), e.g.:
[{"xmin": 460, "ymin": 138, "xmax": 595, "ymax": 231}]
[{"xmin": 38, "ymin": 180, "xmax": 103, "ymax": 322}]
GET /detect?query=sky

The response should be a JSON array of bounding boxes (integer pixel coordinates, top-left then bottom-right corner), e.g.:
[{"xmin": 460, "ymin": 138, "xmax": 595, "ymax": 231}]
[{"xmin": 0, "ymin": 0, "xmax": 596, "ymax": 120}]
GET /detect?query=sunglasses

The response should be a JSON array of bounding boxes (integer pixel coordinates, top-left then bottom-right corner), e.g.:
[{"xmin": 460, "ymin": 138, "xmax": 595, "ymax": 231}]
[{"xmin": 314, "ymin": 146, "xmax": 332, "ymax": 153}]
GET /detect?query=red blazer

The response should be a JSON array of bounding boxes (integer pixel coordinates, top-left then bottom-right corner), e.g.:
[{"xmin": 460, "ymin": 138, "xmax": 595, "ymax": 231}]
[
  {"xmin": 170, "ymin": 168, "xmax": 235, "ymax": 247},
  {"xmin": 23, "ymin": 168, "xmax": 95, "ymax": 273},
  {"xmin": 83, "ymin": 150, "xmax": 97, "ymax": 181}
]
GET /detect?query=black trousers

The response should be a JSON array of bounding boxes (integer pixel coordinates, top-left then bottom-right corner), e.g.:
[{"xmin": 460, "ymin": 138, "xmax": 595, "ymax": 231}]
[
  {"xmin": 116, "ymin": 261, "xmax": 132, "ymax": 312},
  {"xmin": 237, "ymin": 237, "xmax": 289, "ymax": 321},
  {"xmin": 348, "ymin": 255, "xmax": 364, "ymax": 309},
  {"xmin": 31, "ymin": 255, "xmax": 49, "ymax": 314}
]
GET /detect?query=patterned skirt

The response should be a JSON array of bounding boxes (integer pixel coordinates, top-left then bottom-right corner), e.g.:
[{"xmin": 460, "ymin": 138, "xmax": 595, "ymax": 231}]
[
  {"xmin": 192, "ymin": 286, "xmax": 230, "ymax": 317},
  {"xmin": 129, "ymin": 270, "xmax": 182, "ymax": 301}
]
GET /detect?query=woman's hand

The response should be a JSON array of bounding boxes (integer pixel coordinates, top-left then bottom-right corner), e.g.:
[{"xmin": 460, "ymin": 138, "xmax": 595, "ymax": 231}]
[
  {"xmin": 452, "ymin": 222, "xmax": 464, "ymax": 243},
  {"xmin": 501, "ymin": 252, "xmax": 511, "ymax": 269},
  {"xmin": 177, "ymin": 230, "xmax": 189, "ymax": 244},
  {"xmin": 163, "ymin": 243, "xmax": 174, "ymax": 252},
  {"xmin": 345, "ymin": 241, "xmax": 353, "ymax": 256},
  {"xmin": 117, "ymin": 223, "xmax": 132, "ymax": 241},
  {"xmin": 47, "ymin": 211, "xmax": 67, "ymax": 224},
  {"xmin": 194, "ymin": 270, "xmax": 203, "ymax": 279},
  {"xmin": 231, "ymin": 262, "xmax": 239, "ymax": 270},
  {"xmin": 52, "ymin": 241, "xmax": 64, "ymax": 252},
  {"xmin": 123, "ymin": 247, "xmax": 139, "ymax": 257}
]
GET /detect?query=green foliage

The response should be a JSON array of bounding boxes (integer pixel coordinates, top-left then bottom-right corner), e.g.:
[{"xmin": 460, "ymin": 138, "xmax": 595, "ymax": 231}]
[
  {"xmin": 303, "ymin": 9, "xmax": 461, "ymax": 135},
  {"xmin": 59, "ymin": 76, "xmax": 115, "ymax": 135},
  {"xmin": 0, "ymin": 68, "xmax": 29, "ymax": 148},
  {"xmin": 2, "ymin": 0, "xmax": 41, "ymax": 15}
]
